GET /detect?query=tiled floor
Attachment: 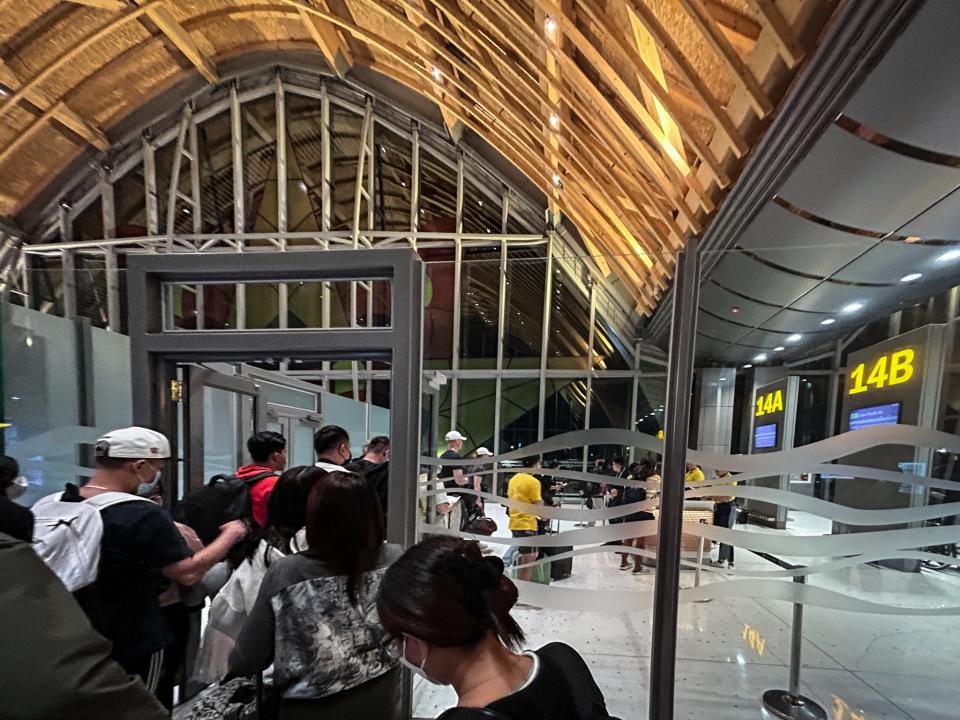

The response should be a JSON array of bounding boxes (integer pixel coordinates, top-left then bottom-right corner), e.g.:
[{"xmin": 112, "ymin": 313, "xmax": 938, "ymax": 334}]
[{"xmin": 413, "ymin": 507, "xmax": 960, "ymax": 719}]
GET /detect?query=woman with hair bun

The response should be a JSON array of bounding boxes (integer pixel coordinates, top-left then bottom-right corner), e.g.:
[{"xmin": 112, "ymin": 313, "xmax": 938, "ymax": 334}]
[{"xmin": 377, "ymin": 535, "xmax": 614, "ymax": 719}]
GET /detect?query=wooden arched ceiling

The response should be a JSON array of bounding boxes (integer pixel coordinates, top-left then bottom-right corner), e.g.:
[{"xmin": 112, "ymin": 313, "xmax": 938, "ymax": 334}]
[{"xmin": 0, "ymin": 0, "xmax": 836, "ymax": 315}]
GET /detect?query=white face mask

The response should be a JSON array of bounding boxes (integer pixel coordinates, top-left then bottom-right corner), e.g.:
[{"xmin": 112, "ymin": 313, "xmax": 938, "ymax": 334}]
[
  {"xmin": 6, "ymin": 476, "xmax": 27, "ymax": 501},
  {"xmin": 136, "ymin": 465, "xmax": 162, "ymax": 497},
  {"xmin": 399, "ymin": 637, "xmax": 448, "ymax": 686}
]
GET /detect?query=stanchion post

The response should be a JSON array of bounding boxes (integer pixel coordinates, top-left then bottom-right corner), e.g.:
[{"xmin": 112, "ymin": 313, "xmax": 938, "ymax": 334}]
[
  {"xmin": 695, "ymin": 521, "xmax": 706, "ymax": 588},
  {"xmin": 761, "ymin": 574, "xmax": 827, "ymax": 720}
]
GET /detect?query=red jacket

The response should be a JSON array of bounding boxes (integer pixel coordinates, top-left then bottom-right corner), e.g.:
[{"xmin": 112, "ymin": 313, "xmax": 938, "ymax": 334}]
[{"xmin": 236, "ymin": 465, "xmax": 279, "ymax": 526}]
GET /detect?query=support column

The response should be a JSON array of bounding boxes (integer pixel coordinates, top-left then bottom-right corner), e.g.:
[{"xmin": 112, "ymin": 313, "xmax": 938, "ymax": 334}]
[
  {"xmin": 58, "ymin": 206, "xmax": 77, "ymax": 319},
  {"xmin": 320, "ymin": 83, "xmax": 333, "ymax": 387},
  {"xmin": 582, "ymin": 283, "xmax": 597, "ymax": 473},
  {"xmin": 409, "ymin": 122, "xmax": 420, "ymax": 249},
  {"xmin": 696, "ymin": 367, "xmax": 736, "ymax": 455},
  {"xmin": 649, "ymin": 238, "xmax": 700, "ymax": 720},
  {"xmin": 450, "ymin": 150, "xmax": 464, "ymax": 431},
  {"xmin": 536, "ymin": 231, "xmax": 555, "ymax": 442},
  {"xmin": 99, "ymin": 169, "xmax": 120, "ymax": 332},
  {"xmin": 143, "ymin": 135, "xmax": 160, "ymax": 238},
  {"xmin": 231, "ymin": 84, "xmax": 247, "ymax": 329},
  {"xmin": 275, "ymin": 76, "xmax": 289, "ymax": 351},
  {"xmin": 492, "ymin": 190, "xmax": 509, "ymax": 495}
]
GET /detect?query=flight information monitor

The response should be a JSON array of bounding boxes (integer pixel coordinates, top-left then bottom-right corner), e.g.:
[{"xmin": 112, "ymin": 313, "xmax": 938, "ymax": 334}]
[
  {"xmin": 848, "ymin": 402, "xmax": 901, "ymax": 431},
  {"xmin": 754, "ymin": 423, "xmax": 778, "ymax": 449}
]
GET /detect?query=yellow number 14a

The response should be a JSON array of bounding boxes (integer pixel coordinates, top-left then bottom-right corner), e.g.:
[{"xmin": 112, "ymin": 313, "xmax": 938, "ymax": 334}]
[{"xmin": 849, "ymin": 349, "xmax": 914, "ymax": 395}]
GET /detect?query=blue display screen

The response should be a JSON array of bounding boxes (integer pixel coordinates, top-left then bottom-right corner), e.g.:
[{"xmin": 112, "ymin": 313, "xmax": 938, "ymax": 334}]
[
  {"xmin": 754, "ymin": 423, "xmax": 777, "ymax": 449},
  {"xmin": 849, "ymin": 402, "xmax": 901, "ymax": 431}
]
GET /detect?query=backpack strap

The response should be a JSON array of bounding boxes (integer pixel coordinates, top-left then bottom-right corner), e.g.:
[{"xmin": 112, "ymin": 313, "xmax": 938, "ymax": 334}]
[
  {"xmin": 443, "ymin": 709, "xmax": 513, "ymax": 720},
  {"xmin": 242, "ymin": 471, "xmax": 277, "ymax": 486},
  {"xmin": 84, "ymin": 491, "xmax": 152, "ymax": 511}
]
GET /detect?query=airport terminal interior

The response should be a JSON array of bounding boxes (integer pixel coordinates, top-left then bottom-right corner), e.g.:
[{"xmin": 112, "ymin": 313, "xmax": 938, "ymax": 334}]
[{"xmin": 1, "ymin": 0, "xmax": 959, "ymax": 718}]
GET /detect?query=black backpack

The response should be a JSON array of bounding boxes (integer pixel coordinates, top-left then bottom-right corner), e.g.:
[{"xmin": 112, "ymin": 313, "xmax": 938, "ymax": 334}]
[
  {"xmin": 172, "ymin": 471, "xmax": 274, "ymax": 545},
  {"xmin": 345, "ymin": 459, "xmax": 390, "ymax": 518}
]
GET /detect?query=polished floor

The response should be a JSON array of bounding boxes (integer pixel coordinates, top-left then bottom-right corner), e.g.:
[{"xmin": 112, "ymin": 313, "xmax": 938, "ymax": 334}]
[{"xmin": 413, "ymin": 507, "xmax": 960, "ymax": 719}]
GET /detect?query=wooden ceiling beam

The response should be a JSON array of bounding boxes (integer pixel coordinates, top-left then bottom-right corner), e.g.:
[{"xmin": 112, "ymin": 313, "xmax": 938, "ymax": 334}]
[
  {"xmin": 133, "ymin": 0, "xmax": 218, "ymax": 83},
  {"xmin": 532, "ymin": 0, "xmax": 729, "ymax": 191},
  {"xmin": 0, "ymin": 2, "xmax": 160, "ymax": 123},
  {"xmin": 745, "ymin": 0, "xmax": 805, "ymax": 68},
  {"xmin": 0, "ymin": 61, "xmax": 107, "ymax": 153},
  {"xmin": 704, "ymin": 0, "xmax": 762, "ymax": 42},
  {"xmin": 624, "ymin": 0, "xmax": 748, "ymax": 158},
  {"xmin": 65, "ymin": 0, "xmax": 126, "ymax": 10},
  {"xmin": 678, "ymin": 0, "xmax": 773, "ymax": 118},
  {"xmin": 469, "ymin": 0, "xmax": 702, "ymax": 229},
  {"xmin": 297, "ymin": 7, "xmax": 352, "ymax": 78}
]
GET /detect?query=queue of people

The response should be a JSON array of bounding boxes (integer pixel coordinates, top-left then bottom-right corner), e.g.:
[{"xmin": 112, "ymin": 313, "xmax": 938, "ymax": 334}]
[{"xmin": 0, "ymin": 424, "xmax": 617, "ymax": 719}]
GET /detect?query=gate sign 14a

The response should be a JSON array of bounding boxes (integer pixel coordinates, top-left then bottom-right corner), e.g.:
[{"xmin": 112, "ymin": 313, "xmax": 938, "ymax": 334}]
[{"xmin": 755, "ymin": 389, "xmax": 784, "ymax": 417}]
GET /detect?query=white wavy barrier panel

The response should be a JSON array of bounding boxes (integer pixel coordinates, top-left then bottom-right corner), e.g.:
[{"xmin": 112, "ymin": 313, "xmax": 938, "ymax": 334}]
[
  {"xmin": 421, "ymin": 424, "xmax": 960, "ymax": 477},
  {"xmin": 512, "ymin": 579, "xmax": 960, "ymax": 615},
  {"xmin": 417, "ymin": 484, "xmax": 960, "ymax": 526},
  {"xmin": 422, "ymin": 521, "xmax": 960, "ymax": 558},
  {"xmin": 509, "ymin": 545, "xmax": 953, "ymax": 578}
]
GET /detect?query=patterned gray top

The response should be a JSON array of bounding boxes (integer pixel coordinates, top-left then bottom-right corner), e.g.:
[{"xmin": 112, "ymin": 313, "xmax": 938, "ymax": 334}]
[{"xmin": 229, "ymin": 543, "xmax": 402, "ymax": 700}]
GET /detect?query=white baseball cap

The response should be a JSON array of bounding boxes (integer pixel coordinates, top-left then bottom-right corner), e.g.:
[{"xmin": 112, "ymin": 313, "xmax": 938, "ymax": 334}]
[
  {"xmin": 445, "ymin": 430, "xmax": 467, "ymax": 442},
  {"xmin": 475, "ymin": 447, "xmax": 493, "ymax": 456},
  {"xmin": 96, "ymin": 427, "xmax": 171, "ymax": 459}
]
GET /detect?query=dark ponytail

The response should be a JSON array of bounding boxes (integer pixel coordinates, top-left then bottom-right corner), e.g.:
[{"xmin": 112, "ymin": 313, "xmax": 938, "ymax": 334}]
[{"xmin": 377, "ymin": 536, "xmax": 525, "ymax": 649}]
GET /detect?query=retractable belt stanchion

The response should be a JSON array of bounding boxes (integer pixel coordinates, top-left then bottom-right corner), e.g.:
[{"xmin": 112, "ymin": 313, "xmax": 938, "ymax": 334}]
[{"xmin": 755, "ymin": 552, "xmax": 827, "ymax": 720}]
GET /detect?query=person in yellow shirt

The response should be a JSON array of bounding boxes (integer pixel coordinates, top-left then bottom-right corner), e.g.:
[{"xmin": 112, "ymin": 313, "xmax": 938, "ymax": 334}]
[
  {"xmin": 684, "ymin": 463, "xmax": 705, "ymax": 485},
  {"xmin": 507, "ymin": 456, "xmax": 543, "ymax": 582}
]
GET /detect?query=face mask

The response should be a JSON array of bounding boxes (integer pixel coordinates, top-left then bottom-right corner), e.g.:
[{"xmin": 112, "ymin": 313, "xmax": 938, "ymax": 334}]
[
  {"xmin": 6, "ymin": 476, "xmax": 27, "ymax": 501},
  {"xmin": 136, "ymin": 465, "xmax": 162, "ymax": 497},
  {"xmin": 399, "ymin": 637, "xmax": 448, "ymax": 686}
]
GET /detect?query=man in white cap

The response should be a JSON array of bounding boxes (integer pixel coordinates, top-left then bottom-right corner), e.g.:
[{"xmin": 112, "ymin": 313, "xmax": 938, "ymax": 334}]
[
  {"xmin": 469, "ymin": 446, "xmax": 494, "ymax": 515},
  {"xmin": 55, "ymin": 427, "xmax": 248, "ymax": 706},
  {"xmin": 439, "ymin": 430, "xmax": 475, "ymax": 529}
]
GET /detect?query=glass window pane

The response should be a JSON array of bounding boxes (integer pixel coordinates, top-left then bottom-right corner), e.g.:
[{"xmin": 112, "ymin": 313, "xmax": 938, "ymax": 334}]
[
  {"xmin": 243, "ymin": 96, "xmax": 278, "ymax": 233},
  {"xmin": 423, "ymin": 254, "xmax": 454, "ymax": 369},
  {"xmin": 548, "ymin": 271, "xmax": 590, "ymax": 370},
  {"xmin": 322, "ymin": 392, "xmax": 367, "ymax": 456},
  {"xmin": 198, "ymin": 112, "xmax": 234, "ymax": 234},
  {"xmin": 455, "ymin": 379, "xmax": 497, "ymax": 453},
  {"xmin": 460, "ymin": 249, "xmax": 500, "ymax": 366},
  {"xmin": 504, "ymin": 249, "xmax": 546, "ymax": 365},
  {"xmin": 374, "ymin": 124, "xmax": 412, "ymax": 231},
  {"xmin": 286, "ymin": 94, "xmax": 322, "ymax": 234},
  {"xmin": 203, "ymin": 387, "xmax": 238, "ymax": 479},
  {"xmin": 499, "ymin": 378, "xmax": 539, "ymax": 452}
]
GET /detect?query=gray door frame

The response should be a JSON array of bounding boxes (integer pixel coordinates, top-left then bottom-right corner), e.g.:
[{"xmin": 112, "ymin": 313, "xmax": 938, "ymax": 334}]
[{"xmin": 127, "ymin": 248, "xmax": 423, "ymax": 549}]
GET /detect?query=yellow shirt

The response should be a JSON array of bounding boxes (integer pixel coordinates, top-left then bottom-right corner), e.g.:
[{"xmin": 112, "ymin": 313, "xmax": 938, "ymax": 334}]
[
  {"xmin": 684, "ymin": 467, "xmax": 705, "ymax": 484},
  {"xmin": 711, "ymin": 473, "xmax": 737, "ymax": 503},
  {"xmin": 507, "ymin": 472, "xmax": 542, "ymax": 531}
]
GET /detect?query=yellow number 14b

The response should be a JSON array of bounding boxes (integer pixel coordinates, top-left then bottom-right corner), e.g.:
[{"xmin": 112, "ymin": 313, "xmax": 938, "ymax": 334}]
[{"xmin": 849, "ymin": 349, "xmax": 914, "ymax": 395}]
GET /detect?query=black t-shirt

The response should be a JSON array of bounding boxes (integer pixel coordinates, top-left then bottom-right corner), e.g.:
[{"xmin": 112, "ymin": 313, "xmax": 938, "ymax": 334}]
[
  {"xmin": 439, "ymin": 643, "xmax": 612, "ymax": 720},
  {"xmin": 438, "ymin": 449, "xmax": 461, "ymax": 484},
  {"xmin": 0, "ymin": 495, "xmax": 34, "ymax": 543},
  {"xmin": 62, "ymin": 485, "xmax": 192, "ymax": 665}
]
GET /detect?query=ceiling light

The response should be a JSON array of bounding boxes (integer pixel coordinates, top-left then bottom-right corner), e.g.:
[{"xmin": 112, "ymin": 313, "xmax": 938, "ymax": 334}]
[
  {"xmin": 742, "ymin": 363, "xmax": 753, "ymax": 369},
  {"xmin": 900, "ymin": 272, "xmax": 921, "ymax": 283},
  {"xmin": 431, "ymin": 66, "xmax": 443, "ymax": 82},
  {"xmin": 786, "ymin": 333, "xmax": 802, "ymax": 343},
  {"xmin": 551, "ymin": 173, "xmax": 562, "ymax": 187},
  {"xmin": 0, "ymin": 86, "xmax": 8, "ymax": 97},
  {"xmin": 820, "ymin": 318, "xmax": 836, "ymax": 326},
  {"xmin": 753, "ymin": 353, "xmax": 768, "ymax": 362},
  {"xmin": 937, "ymin": 249, "xmax": 960, "ymax": 262},
  {"xmin": 400, "ymin": 181, "xmax": 406, "ymax": 187},
  {"xmin": 549, "ymin": 112, "xmax": 560, "ymax": 130},
  {"xmin": 298, "ymin": 180, "xmax": 308, "ymax": 192},
  {"xmin": 841, "ymin": 301, "xmax": 864, "ymax": 314},
  {"xmin": 478, "ymin": 199, "xmax": 483, "ymax": 207},
  {"xmin": 730, "ymin": 306, "xmax": 740, "ymax": 314},
  {"xmin": 773, "ymin": 346, "xmax": 785, "ymax": 352},
  {"xmin": 545, "ymin": 16, "xmax": 557, "ymax": 35}
]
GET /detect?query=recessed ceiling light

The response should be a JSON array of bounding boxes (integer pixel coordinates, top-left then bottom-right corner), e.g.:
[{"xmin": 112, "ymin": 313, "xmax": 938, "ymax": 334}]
[
  {"xmin": 431, "ymin": 66, "xmax": 443, "ymax": 82},
  {"xmin": 900, "ymin": 273, "xmax": 922, "ymax": 283},
  {"xmin": 730, "ymin": 306, "xmax": 740, "ymax": 314},
  {"xmin": 820, "ymin": 318, "xmax": 836, "ymax": 326},
  {"xmin": 545, "ymin": 16, "xmax": 557, "ymax": 35},
  {"xmin": 773, "ymin": 346, "xmax": 785, "ymax": 352},
  {"xmin": 786, "ymin": 333, "xmax": 802, "ymax": 343},
  {"xmin": 549, "ymin": 112, "xmax": 560, "ymax": 130},
  {"xmin": 551, "ymin": 173, "xmax": 562, "ymax": 187},
  {"xmin": 742, "ymin": 363, "xmax": 753, "ymax": 369},
  {"xmin": 753, "ymin": 353, "xmax": 768, "ymax": 362},
  {"xmin": 841, "ymin": 301, "xmax": 864, "ymax": 314},
  {"xmin": 937, "ymin": 249, "xmax": 960, "ymax": 262}
]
